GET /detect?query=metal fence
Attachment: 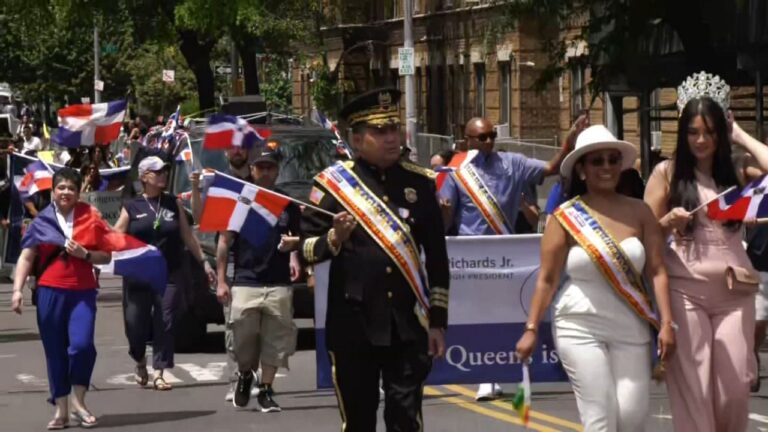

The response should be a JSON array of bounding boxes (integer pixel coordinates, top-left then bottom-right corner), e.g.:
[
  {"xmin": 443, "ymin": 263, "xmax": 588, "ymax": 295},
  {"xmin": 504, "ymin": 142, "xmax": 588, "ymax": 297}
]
[{"xmin": 413, "ymin": 133, "xmax": 455, "ymax": 166}]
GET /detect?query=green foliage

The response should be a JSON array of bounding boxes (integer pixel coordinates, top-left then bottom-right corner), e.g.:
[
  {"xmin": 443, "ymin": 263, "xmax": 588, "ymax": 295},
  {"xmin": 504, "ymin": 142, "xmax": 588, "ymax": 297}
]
[
  {"xmin": 260, "ymin": 56, "xmax": 292, "ymax": 113},
  {"xmin": 308, "ymin": 63, "xmax": 344, "ymax": 119}
]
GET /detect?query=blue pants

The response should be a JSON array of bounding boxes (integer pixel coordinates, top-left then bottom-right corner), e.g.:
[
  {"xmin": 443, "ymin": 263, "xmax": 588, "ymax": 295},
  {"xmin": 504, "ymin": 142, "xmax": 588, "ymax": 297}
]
[{"xmin": 36, "ymin": 287, "xmax": 97, "ymax": 404}]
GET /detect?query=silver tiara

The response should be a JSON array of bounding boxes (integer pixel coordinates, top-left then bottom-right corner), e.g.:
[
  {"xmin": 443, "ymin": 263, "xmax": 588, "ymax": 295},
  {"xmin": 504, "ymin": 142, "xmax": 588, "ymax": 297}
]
[{"xmin": 676, "ymin": 71, "xmax": 731, "ymax": 113}]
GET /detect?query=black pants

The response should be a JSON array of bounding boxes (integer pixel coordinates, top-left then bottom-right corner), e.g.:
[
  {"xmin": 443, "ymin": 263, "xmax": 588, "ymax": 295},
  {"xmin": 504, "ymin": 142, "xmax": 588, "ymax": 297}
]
[
  {"xmin": 122, "ymin": 283, "xmax": 178, "ymax": 369},
  {"xmin": 328, "ymin": 335, "xmax": 432, "ymax": 432}
]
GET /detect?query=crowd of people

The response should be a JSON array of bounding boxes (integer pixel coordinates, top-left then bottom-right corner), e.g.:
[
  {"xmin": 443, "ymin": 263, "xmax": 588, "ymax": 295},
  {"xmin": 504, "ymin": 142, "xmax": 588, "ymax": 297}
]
[{"xmin": 4, "ymin": 70, "xmax": 768, "ymax": 432}]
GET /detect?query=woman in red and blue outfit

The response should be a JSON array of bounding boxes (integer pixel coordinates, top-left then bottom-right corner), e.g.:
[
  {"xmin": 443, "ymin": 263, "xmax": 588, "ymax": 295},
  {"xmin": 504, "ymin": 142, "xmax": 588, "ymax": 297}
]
[{"xmin": 11, "ymin": 168, "xmax": 111, "ymax": 430}]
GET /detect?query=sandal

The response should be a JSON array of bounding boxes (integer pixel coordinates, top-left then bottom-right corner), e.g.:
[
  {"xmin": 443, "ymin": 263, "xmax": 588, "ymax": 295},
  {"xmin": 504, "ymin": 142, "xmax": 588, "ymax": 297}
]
[
  {"xmin": 46, "ymin": 417, "xmax": 69, "ymax": 430},
  {"xmin": 153, "ymin": 375, "xmax": 172, "ymax": 391},
  {"xmin": 135, "ymin": 363, "xmax": 149, "ymax": 386},
  {"xmin": 70, "ymin": 410, "xmax": 97, "ymax": 428}
]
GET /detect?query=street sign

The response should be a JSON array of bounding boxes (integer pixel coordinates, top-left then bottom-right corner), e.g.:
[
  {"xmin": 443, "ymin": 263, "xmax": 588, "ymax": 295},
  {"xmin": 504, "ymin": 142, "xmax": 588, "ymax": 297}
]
[
  {"xmin": 398, "ymin": 47, "xmax": 415, "ymax": 76},
  {"xmin": 101, "ymin": 43, "xmax": 118, "ymax": 55},
  {"xmin": 162, "ymin": 70, "xmax": 175, "ymax": 83},
  {"xmin": 94, "ymin": 80, "xmax": 104, "ymax": 91},
  {"xmin": 215, "ymin": 66, "xmax": 232, "ymax": 75}
]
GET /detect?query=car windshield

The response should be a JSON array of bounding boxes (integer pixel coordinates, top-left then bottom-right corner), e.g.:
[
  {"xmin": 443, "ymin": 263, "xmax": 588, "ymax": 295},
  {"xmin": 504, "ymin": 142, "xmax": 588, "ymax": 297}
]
[{"xmin": 172, "ymin": 127, "xmax": 340, "ymax": 204}]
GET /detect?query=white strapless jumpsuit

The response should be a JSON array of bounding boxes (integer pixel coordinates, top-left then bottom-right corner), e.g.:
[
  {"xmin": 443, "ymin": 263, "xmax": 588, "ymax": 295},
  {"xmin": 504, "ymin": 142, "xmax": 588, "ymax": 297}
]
[{"xmin": 553, "ymin": 237, "xmax": 652, "ymax": 432}]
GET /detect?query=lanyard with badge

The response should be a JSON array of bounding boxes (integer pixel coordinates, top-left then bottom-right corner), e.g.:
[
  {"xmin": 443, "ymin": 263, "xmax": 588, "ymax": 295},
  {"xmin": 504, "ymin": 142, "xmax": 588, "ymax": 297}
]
[{"xmin": 143, "ymin": 195, "xmax": 162, "ymax": 230}]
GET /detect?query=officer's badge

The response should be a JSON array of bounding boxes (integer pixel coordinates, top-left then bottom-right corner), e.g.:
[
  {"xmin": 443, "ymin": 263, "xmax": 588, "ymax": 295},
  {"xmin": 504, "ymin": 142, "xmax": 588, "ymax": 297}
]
[
  {"xmin": 378, "ymin": 91, "xmax": 392, "ymax": 110},
  {"xmin": 404, "ymin": 187, "xmax": 417, "ymax": 203},
  {"xmin": 309, "ymin": 186, "xmax": 325, "ymax": 205}
]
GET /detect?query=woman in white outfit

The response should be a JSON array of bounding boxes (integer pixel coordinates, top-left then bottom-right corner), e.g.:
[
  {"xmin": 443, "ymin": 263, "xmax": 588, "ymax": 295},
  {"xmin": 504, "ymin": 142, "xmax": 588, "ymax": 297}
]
[{"xmin": 516, "ymin": 125, "xmax": 676, "ymax": 431}]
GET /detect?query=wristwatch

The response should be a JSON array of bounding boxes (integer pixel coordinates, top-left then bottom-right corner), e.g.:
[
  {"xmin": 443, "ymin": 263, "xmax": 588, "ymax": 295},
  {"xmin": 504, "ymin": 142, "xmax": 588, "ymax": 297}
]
[
  {"xmin": 662, "ymin": 320, "xmax": 679, "ymax": 331},
  {"xmin": 84, "ymin": 251, "xmax": 92, "ymax": 262},
  {"xmin": 524, "ymin": 322, "xmax": 538, "ymax": 334}
]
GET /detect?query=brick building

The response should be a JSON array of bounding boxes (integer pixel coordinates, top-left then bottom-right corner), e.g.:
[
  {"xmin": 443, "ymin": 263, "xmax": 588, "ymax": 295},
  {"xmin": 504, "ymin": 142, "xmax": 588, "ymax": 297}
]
[{"xmin": 292, "ymin": 0, "xmax": 563, "ymax": 144}]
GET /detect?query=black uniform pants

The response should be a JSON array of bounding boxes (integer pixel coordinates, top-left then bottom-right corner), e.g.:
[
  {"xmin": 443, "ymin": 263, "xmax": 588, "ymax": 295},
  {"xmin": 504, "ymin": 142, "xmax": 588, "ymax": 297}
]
[
  {"xmin": 122, "ymin": 283, "xmax": 179, "ymax": 370},
  {"xmin": 328, "ymin": 334, "xmax": 432, "ymax": 432}
]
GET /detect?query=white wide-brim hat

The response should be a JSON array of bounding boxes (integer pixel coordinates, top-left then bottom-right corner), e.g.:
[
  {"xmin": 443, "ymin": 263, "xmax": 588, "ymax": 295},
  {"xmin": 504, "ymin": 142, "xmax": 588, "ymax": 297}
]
[{"xmin": 560, "ymin": 125, "xmax": 638, "ymax": 178}]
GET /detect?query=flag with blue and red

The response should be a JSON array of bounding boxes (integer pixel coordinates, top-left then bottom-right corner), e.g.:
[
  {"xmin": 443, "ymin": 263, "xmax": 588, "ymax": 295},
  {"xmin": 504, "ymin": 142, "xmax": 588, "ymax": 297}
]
[
  {"xmin": 199, "ymin": 171, "xmax": 291, "ymax": 249},
  {"xmin": 708, "ymin": 175, "xmax": 768, "ymax": 221},
  {"xmin": 21, "ymin": 202, "xmax": 168, "ymax": 294},
  {"xmin": 203, "ymin": 114, "xmax": 271, "ymax": 150},
  {"xmin": 16, "ymin": 160, "xmax": 53, "ymax": 199},
  {"xmin": 53, "ymin": 100, "xmax": 127, "ymax": 148}
]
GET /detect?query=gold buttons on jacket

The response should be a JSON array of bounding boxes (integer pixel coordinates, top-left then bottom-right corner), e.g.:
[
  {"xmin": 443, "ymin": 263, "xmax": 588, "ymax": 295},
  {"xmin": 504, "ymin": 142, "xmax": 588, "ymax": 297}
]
[
  {"xmin": 387, "ymin": 292, "xmax": 393, "ymax": 299},
  {"xmin": 383, "ymin": 195, "xmax": 389, "ymax": 202},
  {"xmin": 386, "ymin": 266, "xmax": 393, "ymax": 274}
]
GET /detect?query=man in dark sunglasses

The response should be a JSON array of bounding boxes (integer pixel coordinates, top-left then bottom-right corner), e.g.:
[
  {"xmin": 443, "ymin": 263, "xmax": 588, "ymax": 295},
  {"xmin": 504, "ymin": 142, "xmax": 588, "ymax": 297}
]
[{"xmin": 438, "ymin": 115, "xmax": 588, "ymax": 401}]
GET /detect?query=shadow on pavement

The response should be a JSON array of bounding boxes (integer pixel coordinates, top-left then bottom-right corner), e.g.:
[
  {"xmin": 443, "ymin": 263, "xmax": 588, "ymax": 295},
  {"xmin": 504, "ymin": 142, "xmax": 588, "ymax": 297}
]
[
  {"xmin": 0, "ymin": 332, "xmax": 39, "ymax": 343},
  {"xmin": 97, "ymin": 410, "xmax": 216, "ymax": 428}
]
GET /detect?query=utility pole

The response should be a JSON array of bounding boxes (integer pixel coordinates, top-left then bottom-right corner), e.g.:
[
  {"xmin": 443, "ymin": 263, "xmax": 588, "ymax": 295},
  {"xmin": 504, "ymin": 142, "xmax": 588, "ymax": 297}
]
[
  {"xmin": 403, "ymin": 0, "xmax": 418, "ymax": 162},
  {"xmin": 94, "ymin": 25, "xmax": 101, "ymax": 103}
]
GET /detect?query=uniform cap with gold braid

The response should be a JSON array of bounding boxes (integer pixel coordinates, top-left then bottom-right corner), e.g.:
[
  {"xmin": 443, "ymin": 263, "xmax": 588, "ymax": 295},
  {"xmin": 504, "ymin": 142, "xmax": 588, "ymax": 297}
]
[{"xmin": 340, "ymin": 88, "xmax": 402, "ymax": 127}]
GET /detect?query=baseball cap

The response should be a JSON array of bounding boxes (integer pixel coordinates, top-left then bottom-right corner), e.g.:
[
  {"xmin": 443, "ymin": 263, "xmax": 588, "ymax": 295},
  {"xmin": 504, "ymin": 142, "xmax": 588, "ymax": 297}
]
[
  {"xmin": 138, "ymin": 156, "xmax": 169, "ymax": 175},
  {"xmin": 252, "ymin": 148, "xmax": 280, "ymax": 166}
]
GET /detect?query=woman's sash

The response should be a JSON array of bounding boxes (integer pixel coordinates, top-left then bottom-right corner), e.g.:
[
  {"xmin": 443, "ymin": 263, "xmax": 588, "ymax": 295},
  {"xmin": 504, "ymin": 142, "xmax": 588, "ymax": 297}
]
[
  {"xmin": 451, "ymin": 151, "xmax": 512, "ymax": 235},
  {"xmin": 316, "ymin": 162, "xmax": 430, "ymax": 328},
  {"xmin": 554, "ymin": 197, "xmax": 660, "ymax": 329}
]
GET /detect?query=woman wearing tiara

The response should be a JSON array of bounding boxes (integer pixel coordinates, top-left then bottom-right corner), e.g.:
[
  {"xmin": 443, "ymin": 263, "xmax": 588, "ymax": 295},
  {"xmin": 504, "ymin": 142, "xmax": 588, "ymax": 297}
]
[{"xmin": 645, "ymin": 72, "xmax": 768, "ymax": 432}]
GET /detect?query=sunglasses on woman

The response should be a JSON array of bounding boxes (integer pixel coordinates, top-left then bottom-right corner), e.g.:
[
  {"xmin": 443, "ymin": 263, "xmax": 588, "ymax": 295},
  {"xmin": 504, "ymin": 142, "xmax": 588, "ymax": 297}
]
[{"xmin": 585, "ymin": 154, "xmax": 622, "ymax": 167}]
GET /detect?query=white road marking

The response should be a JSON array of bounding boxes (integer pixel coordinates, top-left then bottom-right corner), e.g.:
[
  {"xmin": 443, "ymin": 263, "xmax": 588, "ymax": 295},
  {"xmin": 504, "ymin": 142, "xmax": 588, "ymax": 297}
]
[
  {"xmin": 147, "ymin": 367, "xmax": 182, "ymax": 383},
  {"xmin": 16, "ymin": 373, "xmax": 47, "ymax": 386},
  {"xmin": 750, "ymin": 413, "xmax": 768, "ymax": 424},
  {"xmin": 176, "ymin": 362, "xmax": 227, "ymax": 381},
  {"xmin": 106, "ymin": 373, "xmax": 137, "ymax": 386},
  {"xmin": 652, "ymin": 414, "xmax": 672, "ymax": 420},
  {"xmin": 0, "ymin": 354, "xmax": 17, "ymax": 359}
]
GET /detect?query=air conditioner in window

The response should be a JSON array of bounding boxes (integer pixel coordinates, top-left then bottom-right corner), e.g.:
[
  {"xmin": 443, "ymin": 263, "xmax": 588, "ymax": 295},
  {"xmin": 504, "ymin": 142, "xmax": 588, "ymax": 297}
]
[{"xmin": 495, "ymin": 123, "xmax": 510, "ymax": 138}]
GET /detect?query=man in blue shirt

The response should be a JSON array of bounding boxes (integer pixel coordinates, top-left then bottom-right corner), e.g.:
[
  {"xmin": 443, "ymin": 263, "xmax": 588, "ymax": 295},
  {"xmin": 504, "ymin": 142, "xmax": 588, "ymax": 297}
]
[
  {"xmin": 439, "ymin": 115, "xmax": 588, "ymax": 400},
  {"xmin": 440, "ymin": 115, "xmax": 588, "ymax": 235}
]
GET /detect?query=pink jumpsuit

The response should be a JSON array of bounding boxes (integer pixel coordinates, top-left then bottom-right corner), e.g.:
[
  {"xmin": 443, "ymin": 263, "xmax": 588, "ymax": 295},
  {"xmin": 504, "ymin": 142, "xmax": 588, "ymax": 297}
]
[{"xmin": 659, "ymin": 169, "xmax": 757, "ymax": 432}]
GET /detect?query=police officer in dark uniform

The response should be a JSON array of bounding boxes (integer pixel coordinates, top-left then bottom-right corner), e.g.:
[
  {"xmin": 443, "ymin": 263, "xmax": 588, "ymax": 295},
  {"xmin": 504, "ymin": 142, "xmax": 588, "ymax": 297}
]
[{"xmin": 300, "ymin": 88, "xmax": 450, "ymax": 432}]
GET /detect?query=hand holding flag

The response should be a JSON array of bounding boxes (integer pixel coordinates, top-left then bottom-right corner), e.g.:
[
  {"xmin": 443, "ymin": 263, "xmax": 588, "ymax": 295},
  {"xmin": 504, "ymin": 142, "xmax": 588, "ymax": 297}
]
[{"xmin": 707, "ymin": 175, "xmax": 768, "ymax": 221}]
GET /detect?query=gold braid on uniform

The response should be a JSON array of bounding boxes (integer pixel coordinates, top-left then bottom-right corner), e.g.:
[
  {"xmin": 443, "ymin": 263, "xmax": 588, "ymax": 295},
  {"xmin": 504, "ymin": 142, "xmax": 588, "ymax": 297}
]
[
  {"xmin": 430, "ymin": 287, "xmax": 449, "ymax": 309},
  {"xmin": 400, "ymin": 161, "xmax": 437, "ymax": 179},
  {"xmin": 303, "ymin": 236, "xmax": 319, "ymax": 262}
]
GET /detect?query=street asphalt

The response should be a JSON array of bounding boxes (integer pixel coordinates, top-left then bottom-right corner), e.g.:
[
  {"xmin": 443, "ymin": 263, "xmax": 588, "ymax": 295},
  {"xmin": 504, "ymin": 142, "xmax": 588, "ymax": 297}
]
[{"xmin": 0, "ymin": 277, "xmax": 766, "ymax": 432}]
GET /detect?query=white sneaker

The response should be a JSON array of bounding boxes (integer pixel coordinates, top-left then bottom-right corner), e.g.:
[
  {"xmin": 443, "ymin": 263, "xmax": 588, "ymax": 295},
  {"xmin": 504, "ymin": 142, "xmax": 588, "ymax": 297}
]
[
  {"xmin": 475, "ymin": 383, "xmax": 503, "ymax": 401},
  {"xmin": 225, "ymin": 384, "xmax": 235, "ymax": 401}
]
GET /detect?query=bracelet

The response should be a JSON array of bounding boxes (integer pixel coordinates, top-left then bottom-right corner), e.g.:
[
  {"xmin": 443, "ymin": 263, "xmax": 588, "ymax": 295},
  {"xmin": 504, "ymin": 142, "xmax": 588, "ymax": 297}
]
[
  {"xmin": 524, "ymin": 322, "xmax": 538, "ymax": 334},
  {"xmin": 327, "ymin": 229, "xmax": 341, "ymax": 256}
]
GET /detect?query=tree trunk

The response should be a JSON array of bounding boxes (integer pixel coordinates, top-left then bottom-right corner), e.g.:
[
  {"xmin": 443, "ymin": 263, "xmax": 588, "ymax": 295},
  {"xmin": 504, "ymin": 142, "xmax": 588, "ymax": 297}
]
[
  {"xmin": 235, "ymin": 38, "xmax": 260, "ymax": 95},
  {"xmin": 178, "ymin": 30, "xmax": 216, "ymax": 111}
]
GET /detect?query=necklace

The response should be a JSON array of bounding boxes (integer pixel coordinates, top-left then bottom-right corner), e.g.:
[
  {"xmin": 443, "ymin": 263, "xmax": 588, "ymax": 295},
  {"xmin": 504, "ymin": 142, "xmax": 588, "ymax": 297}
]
[{"xmin": 143, "ymin": 193, "xmax": 162, "ymax": 230}]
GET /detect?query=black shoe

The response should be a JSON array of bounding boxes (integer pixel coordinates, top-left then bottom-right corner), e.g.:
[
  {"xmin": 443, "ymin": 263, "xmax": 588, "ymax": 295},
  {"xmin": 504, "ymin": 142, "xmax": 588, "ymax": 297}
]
[
  {"xmin": 233, "ymin": 371, "xmax": 254, "ymax": 408},
  {"xmin": 256, "ymin": 384, "xmax": 282, "ymax": 413}
]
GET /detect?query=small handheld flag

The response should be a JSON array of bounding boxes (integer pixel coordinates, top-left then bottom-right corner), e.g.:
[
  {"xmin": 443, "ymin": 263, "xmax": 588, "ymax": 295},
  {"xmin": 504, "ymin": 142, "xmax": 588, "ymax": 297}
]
[
  {"xmin": 510, "ymin": 363, "xmax": 531, "ymax": 426},
  {"xmin": 707, "ymin": 176, "xmax": 768, "ymax": 221},
  {"xmin": 203, "ymin": 114, "xmax": 272, "ymax": 150}
]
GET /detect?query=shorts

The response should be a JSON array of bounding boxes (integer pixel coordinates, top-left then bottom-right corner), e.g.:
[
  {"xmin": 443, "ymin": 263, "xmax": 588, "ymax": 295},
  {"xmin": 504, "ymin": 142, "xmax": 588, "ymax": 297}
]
[
  {"xmin": 230, "ymin": 285, "xmax": 297, "ymax": 369},
  {"xmin": 758, "ymin": 272, "xmax": 768, "ymax": 321}
]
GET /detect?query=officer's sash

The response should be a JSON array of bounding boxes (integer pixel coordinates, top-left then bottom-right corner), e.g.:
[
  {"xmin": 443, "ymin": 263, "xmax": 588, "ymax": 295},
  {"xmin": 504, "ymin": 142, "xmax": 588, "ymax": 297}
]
[
  {"xmin": 316, "ymin": 163, "xmax": 430, "ymax": 327},
  {"xmin": 452, "ymin": 152, "xmax": 513, "ymax": 234},
  {"xmin": 554, "ymin": 197, "xmax": 660, "ymax": 329}
]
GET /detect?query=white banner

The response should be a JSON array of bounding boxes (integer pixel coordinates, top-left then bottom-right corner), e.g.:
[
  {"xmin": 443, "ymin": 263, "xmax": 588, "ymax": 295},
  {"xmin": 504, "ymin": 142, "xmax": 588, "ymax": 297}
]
[
  {"xmin": 314, "ymin": 235, "xmax": 567, "ymax": 388},
  {"xmin": 80, "ymin": 191, "xmax": 123, "ymax": 225}
]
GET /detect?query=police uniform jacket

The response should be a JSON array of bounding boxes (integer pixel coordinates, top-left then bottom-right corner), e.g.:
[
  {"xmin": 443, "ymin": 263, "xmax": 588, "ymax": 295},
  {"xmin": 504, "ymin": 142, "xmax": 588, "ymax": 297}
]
[{"xmin": 300, "ymin": 158, "xmax": 450, "ymax": 350}]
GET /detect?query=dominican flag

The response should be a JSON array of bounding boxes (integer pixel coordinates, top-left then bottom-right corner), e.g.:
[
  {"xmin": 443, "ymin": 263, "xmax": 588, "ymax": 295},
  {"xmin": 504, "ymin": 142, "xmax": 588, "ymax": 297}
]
[
  {"xmin": 16, "ymin": 160, "xmax": 53, "ymax": 199},
  {"xmin": 21, "ymin": 202, "xmax": 167, "ymax": 294},
  {"xmin": 708, "ymin": 175, "xmax": 768, "ymax": 221},
  {"xmin": 199, "ymin": 171, "xmax": 290, "ymax": 248},
  {"xmin": 311, "ymin": 108, "xmax": 352, "ymax": 158},
  {"xmin": 435, "ymin": 150, "xmax": 478, "ymax": 190},
  {"xmin": 203, "ymin": 114, "xmax": 272, "ymax": 150},
  {"xmin": 53, "ymin": 100, "xmax": 127, "ymax": 148},
  {"xmin": 175, "ymin": 144, "xmax": 193, "ymax": 164}
]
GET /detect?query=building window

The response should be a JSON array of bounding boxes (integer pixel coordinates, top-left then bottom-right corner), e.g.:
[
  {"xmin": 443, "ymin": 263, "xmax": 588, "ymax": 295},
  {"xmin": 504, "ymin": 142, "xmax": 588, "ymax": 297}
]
[
  {"xmin": 499, "ymin": 62, "xmax": 511, "ymax": 126},
  {"xmin": 474, "ymin": 63, "xmax": 486, "ymax": 117},
  {"xmin": 570, "ymin": 63, "xmax": 586, "ymax": 120}
]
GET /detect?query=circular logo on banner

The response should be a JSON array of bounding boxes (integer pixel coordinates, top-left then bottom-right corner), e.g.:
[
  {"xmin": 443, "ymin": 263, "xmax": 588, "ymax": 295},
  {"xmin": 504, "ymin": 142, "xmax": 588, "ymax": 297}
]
[{"xmin": 518, "ymin": 266, "xmax": 541, "ymax": 317}]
